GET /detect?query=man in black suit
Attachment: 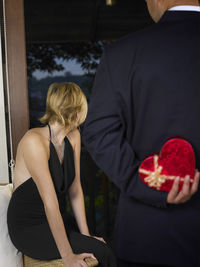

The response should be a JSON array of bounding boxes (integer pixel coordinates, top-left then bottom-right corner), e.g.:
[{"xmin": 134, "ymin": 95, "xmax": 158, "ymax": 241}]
[{"xmin": 82, "ymin": 0, "xmax": 200, "ymax": 266}]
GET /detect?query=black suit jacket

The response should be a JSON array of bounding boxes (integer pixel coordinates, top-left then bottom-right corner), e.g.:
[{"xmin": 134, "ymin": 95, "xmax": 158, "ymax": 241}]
[{"xmin": 82, "ymin": 10, "xmax": 200, "ymax": 267}]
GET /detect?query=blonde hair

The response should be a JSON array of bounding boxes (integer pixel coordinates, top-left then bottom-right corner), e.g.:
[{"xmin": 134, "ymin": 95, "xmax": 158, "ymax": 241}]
[{"xmin": 39, "ymin": 82, "xmax": 88, "ymax": 129}]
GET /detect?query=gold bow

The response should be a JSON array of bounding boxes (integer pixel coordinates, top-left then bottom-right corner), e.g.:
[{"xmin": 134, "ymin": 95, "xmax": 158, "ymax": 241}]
[{"xmin": 138, "ymin": 155, "xmax": 193, "ymax": 190}]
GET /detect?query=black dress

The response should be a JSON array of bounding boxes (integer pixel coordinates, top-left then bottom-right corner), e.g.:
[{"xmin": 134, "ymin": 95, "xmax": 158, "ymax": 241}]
[{"xmin": 7, "ymin": 124, "xmax": 116, "ymax": 267}]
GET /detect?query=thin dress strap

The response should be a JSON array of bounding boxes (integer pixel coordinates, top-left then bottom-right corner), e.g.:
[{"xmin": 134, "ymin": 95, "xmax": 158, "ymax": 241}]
[{"xmin": 47, "ymin": 123, "xmax": 51, "ymax": 140}]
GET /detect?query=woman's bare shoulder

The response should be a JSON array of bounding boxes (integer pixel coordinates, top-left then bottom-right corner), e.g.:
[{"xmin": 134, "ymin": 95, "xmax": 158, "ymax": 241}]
[
  {"xmin": 68, "ymin": 128, "xmax": 80, "ymax": 139},
  {"xmin": 67, "ymin": 128, "xmax": 81, "ymax": 149},
  {"xmin": 67, "ymin": 128, "xmax": 81, "ymax": 143},
  {"xmin": 18, "ymin": 127, "xmax": 49, "ymax": 151}
]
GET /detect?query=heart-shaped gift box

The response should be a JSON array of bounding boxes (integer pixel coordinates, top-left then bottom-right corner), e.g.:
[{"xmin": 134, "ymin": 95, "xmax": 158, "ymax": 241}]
[{"xmin": 138, "ymin": 138, "xmax": 196, "ymax": 192}]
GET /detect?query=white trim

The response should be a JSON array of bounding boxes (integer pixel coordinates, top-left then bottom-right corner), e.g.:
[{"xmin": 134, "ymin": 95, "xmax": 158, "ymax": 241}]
[
  {"xmin": 0, "ymin": 26, "xmax": 9, "ymax": 183},
  {"xmin": 3, "ymin": 0, "xmax": 15, "ymax": 182},
  {"xmin": 168, "ymin": 5, "xmax": 200, "ymax": 12}
]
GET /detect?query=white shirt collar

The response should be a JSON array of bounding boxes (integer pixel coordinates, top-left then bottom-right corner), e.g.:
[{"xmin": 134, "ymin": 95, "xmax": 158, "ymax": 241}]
[{"xmin": 168, "ymin": 5, "xmax": 200, "ymax": 12}]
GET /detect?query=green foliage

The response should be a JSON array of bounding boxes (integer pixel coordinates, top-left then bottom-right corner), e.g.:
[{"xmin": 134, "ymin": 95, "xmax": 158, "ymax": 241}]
[
  {"xmin": 96, "ymin": 169, "xmax": 104, "ymax": 177},
  {"xmin": 95, "ymin": 194, "xmax": 104, "ymax": 207},
  {"xmin": 84, "ymin": 195, "xmax": 90, "ymax": 209},
  {"xmin": 26, "ymin": 41, "xmax": 112, "ymax": 79},
  {"xmin": 66, "ymin": 201, "xmax": 71, "ymax": 212}
]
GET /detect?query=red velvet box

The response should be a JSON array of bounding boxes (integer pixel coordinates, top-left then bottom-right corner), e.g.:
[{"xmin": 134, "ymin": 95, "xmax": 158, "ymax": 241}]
[{"xmin": 138, "ymin": 138, "xmax": 195, "ymax": 192}]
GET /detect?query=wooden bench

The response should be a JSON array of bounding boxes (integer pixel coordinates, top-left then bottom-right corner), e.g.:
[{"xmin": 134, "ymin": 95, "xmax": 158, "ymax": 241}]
[{"xmin": 23, "ymin": 254, "xmax": 98, "ymax": 267}]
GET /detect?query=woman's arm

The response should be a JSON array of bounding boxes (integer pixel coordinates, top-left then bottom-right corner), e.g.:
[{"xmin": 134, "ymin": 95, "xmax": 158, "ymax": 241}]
[
  {"xmin": 68, "ymin": 129, "xmax": 90, "ymax": 236},
  {"xmin": 22, "ymin": 131, "xmax": 74, "ymax": 262}
]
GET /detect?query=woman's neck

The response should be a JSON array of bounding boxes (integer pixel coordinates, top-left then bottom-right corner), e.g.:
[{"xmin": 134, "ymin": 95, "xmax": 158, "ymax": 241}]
[{"xmin": 48, "ymin": 122, "xmax": 71, "ymax": 146}]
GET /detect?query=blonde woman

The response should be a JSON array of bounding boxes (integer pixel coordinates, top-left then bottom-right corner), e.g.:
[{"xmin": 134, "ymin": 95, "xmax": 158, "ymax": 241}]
[{"xmin": 7, "ymin": 82, "xmax": 116, "ymax": 267}]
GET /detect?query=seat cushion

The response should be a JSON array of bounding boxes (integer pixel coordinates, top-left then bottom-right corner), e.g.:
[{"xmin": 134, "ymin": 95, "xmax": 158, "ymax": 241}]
[{"xmin": 0, "ymin": 183, "xmax": 23, "ymax": 267}]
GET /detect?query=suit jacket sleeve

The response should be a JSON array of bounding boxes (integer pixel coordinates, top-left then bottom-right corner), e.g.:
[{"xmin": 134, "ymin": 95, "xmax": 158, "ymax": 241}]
[{"xmin": 82, "ymin": 46, "xmax": 168, "ymax": 209}]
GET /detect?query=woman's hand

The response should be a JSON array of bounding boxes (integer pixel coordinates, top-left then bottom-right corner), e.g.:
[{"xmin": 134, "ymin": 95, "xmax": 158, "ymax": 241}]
[
  {"xmin": 167, "ymin": 169, "xmax": 200, "ymax": 204},
  {"xmin": 91, "ymin": 235, "xmax": 106, "ymax": 244},
  {"xmin": 63, "ymin": 252, "xmax": 97, "ymax": 267},
  {"xmin": 84, "ymin": 233, "xmax": 106, "ymax": 244}
]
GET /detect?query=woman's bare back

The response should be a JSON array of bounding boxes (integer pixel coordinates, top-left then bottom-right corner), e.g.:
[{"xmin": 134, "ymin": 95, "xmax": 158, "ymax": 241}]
[{"xmin": 13, "ymin": 127, "xmax": 50, "ymax": 192}]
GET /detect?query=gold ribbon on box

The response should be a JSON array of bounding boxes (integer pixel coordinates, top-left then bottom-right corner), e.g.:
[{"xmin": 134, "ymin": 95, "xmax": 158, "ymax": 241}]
[{"xmin": 138, "ymin": 155, "xmax": 193, "ymax": 190}]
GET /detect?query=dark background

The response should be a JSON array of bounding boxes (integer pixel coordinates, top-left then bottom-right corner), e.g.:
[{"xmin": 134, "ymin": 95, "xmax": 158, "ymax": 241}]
[{"xmin": 23, "ymin": 0, "xmax": 153, "ymax": 246}]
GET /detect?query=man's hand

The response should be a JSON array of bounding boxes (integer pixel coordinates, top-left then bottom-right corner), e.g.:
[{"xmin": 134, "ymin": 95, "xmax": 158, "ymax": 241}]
[{"xmin": 167, "ymin": 170, "xmax": 200, "ymax": 204}]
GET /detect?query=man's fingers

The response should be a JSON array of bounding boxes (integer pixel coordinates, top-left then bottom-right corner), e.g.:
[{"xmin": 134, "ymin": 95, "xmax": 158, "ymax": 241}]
[
  {"xmin": 167, "ymin": 170, "xmax": 199, "ymax": 204},
  {"xmin": 191, "ymin": 171, "xmax": 200, "ymax": 195},
  {"xmin": 167, "ymin": 177, "xmax": 180, "ymax": 203},
  {"xmin": 174, "ymin": 175, "xmax": 190, "ymax": 203},
  {"xmin": 181, "ymin": 175, "xmax": 190, "ymax": 196},
  {"xmin": 170, "ymin": 176, "xmax": 180, "ymax": 197}
]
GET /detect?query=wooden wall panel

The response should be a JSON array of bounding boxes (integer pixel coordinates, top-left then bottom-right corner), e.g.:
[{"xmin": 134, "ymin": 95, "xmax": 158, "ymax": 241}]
[{"xmin": 4, "ymin": 0, "xmax": 29, "ymax": 157}]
